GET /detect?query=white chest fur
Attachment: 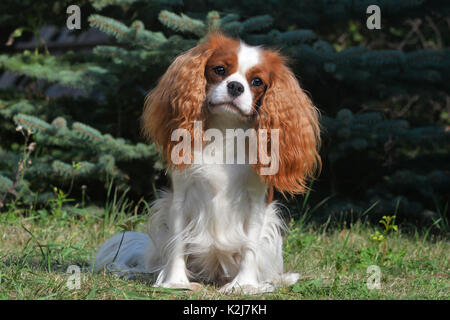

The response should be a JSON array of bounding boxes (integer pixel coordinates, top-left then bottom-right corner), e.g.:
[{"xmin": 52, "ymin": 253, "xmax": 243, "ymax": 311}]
[{"xmin": 152, "ymin": 116, "xmax": 269, "ymax": 283}]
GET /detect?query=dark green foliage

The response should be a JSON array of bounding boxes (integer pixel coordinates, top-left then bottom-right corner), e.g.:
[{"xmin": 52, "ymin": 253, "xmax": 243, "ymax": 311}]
[
  {"xmin": 0, "ymin": 0, "xmax": 448, "ymax": 228},
  {"xmin": 197, "ymin": 0, "xmax": 449, "ymax": 29},
  {"xmin": 318, "ymin": 109, "xmax": 449, "ymax": 225}
]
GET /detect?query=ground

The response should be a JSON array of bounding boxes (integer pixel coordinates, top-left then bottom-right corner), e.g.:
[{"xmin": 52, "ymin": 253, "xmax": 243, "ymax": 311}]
[{"xmin": 0, "ymin": 204, "xmax": 448, "ymax": 300}]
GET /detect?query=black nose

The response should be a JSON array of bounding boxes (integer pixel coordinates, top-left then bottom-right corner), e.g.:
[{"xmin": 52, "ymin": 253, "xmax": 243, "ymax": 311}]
[{"xmin": 227, "ymin": 81, "xmax": 244, "ymax": 97}]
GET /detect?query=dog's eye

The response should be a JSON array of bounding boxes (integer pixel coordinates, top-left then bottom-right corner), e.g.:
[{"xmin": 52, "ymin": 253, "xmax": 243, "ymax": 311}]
[
  {"xmin": 213, "ymin": 66, "xmax": 226, "ymax": 76},
  {"xmin": 251, "ymin": 77, "xmax": 263, "ymax": 87}
]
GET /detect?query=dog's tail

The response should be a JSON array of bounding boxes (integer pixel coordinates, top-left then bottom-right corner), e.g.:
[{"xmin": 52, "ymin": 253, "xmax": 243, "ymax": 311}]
[{"xmin": 93, "ymin": 231, "xmax": 157, "ymax": 279}]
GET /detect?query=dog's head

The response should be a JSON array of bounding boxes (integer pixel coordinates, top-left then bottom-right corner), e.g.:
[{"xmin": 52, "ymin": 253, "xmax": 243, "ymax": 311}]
[{"xmin": 142, "ymin": 32, "xmax": 321, "ymax": 194}]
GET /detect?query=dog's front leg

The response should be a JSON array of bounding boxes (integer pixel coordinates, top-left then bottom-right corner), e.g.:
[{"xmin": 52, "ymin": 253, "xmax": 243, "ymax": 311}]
[
  {"xmin": 154, "ymin": 204, "xmax": 201, "ymax": 291},
  {"xmin": 219, "ymin": 213, "xmax": 274, "ymax": 295},
  {"xmin": 219, "ymin": 248, "xmax": 273, "ymax": 295}
]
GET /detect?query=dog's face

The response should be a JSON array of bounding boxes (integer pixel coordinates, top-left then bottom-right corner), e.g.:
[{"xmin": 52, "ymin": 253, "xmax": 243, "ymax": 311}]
[
  {"xmin": 142, "ymin": 33, "xmax": 321, "ymax": 194},
  {"xmin": 205, "ymin": 40, "xmax": 269, "ymax": 119}
]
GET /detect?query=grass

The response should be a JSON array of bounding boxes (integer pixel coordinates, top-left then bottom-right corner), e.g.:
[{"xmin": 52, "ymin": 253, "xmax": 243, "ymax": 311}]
[{"xmin": 0, "ymin": 200, "xmax": 449, "ymax": 300}]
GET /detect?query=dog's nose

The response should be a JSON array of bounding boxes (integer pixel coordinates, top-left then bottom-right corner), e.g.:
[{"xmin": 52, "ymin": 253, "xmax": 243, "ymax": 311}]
[{"xmin": 227, "ymin": 81, "xmax": 244, "ymax": 97}]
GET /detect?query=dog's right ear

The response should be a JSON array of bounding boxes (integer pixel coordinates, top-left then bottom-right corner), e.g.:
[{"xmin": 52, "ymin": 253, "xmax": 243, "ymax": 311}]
[
  {"xmin": 141, "ymin": 38, "xmax": 214, "ymax": 165},
  {"xmin": 254, "ymin": 50, "xmax": 321, "ymax": 195}
]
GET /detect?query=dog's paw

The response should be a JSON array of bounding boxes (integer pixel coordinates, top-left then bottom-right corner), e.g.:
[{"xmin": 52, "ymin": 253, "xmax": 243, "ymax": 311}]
[
  {"xmin": 281, "ymin": 272, "xmax": 301, "ymax": 286},
  {"xmin": 219, "ymin": 281, "xmax": 274, "ymax": 295},
  {"xmin": 155, "ymin": 281, "xmax": 203, "ymax": 292}
]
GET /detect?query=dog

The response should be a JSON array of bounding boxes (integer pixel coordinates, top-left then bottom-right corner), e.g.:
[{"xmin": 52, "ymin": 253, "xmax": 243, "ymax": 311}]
[{"xmin": 94, "ymin": 33, "xmax": 321, "ymax": 294}]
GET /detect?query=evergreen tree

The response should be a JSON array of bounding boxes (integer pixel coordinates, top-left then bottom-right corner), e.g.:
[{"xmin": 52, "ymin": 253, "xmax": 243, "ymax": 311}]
[{"xmin": 0, "ymin": 0, "xmax": 448, "ymax": 226}]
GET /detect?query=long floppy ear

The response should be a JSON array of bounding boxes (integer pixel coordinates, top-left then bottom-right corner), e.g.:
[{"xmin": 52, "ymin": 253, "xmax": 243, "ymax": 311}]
[
  {"xmin": 141, "ymin": 39, "xmax": 213, "ymax": 166},
  {"xmin": 255, "ymin": 53, "xmax": 321, "ymax": 195}
]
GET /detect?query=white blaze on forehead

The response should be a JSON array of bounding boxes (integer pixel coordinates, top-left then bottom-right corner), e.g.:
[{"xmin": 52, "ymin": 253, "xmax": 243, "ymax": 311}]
[{"xmin": 237, "ymin": 42, "xmax": 261, "ymax": 75}]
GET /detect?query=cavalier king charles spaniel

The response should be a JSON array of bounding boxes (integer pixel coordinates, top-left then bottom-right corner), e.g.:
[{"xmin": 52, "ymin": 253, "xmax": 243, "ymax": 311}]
[{"xmin": 94, "ymin": 33, "xmax": 321, "ymax": 294}]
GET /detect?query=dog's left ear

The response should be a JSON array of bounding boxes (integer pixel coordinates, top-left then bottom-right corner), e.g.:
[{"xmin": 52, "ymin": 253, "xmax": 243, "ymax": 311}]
[{"xmin": 254, "ymin": 51, "xmax": 321, "ymax": 195}]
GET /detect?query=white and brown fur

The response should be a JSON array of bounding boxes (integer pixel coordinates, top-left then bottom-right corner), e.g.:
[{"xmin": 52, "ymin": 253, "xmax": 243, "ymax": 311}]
[{"xmin": 94, "ymin": 33, "xmax": 321, "ymax": 294}]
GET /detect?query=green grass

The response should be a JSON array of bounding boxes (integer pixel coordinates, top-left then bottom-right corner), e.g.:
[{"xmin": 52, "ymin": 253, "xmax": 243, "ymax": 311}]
[{"xmin": 0, "ymin": 203, "xmax": 448, "ymax": 300}]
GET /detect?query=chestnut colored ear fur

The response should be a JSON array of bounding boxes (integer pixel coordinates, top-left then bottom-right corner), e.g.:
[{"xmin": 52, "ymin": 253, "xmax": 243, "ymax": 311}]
[
  {"xmin": 141, "ymin": 38, "xmax": 212, "ymax": 164},
  {"xmin": 142, "ymin": 33, "xmax": 241, "ymax": 167},
  {"xmin": 255, "ymin": 51, "xmax": 321, "ymax": 195}
]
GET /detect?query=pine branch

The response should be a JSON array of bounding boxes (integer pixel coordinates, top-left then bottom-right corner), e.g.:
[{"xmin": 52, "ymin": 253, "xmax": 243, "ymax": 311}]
[
  {"xmin": 0, "ymin": 53, "xmax": 114, "ymax": 92},
  {"xmin": 89, "ymin": 14, "xmax": 169, "ymax": 50},
  {"xmin": 158, "ymin": 10, "xmax": 206, "ymax": 37},
  {"xmin": 90, "ymin": 0, "xmax": 182, "ymax": 10}
]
